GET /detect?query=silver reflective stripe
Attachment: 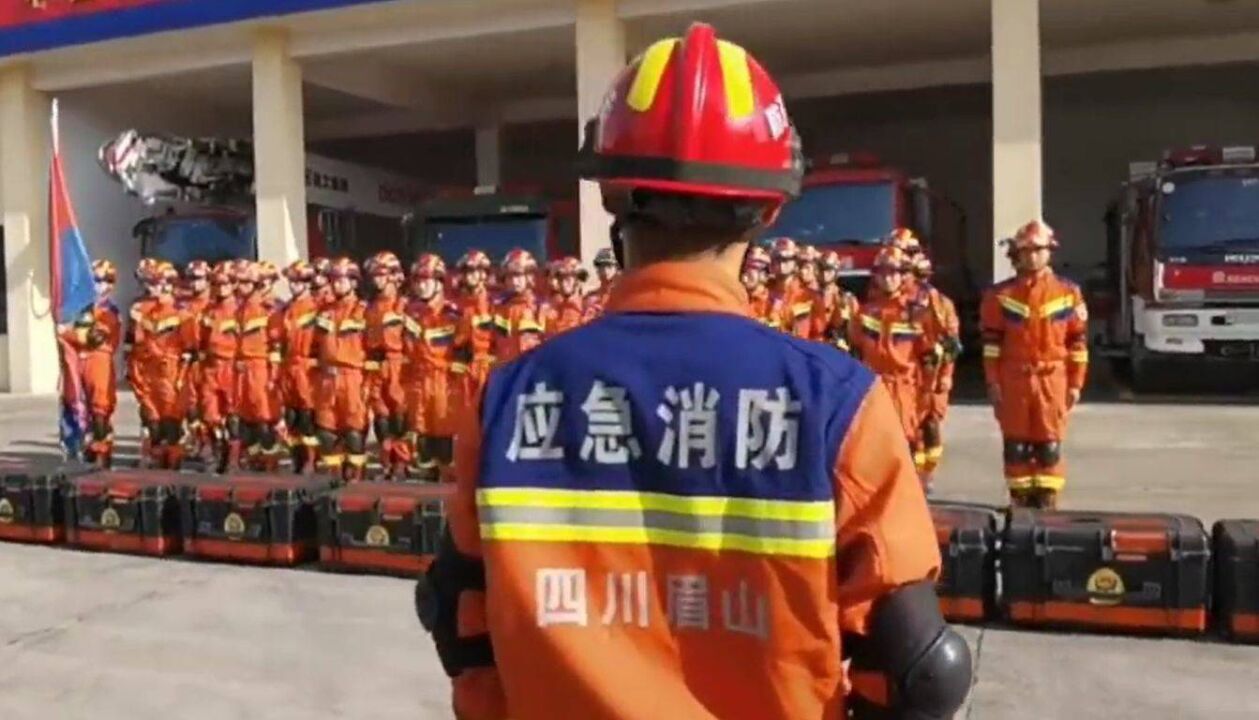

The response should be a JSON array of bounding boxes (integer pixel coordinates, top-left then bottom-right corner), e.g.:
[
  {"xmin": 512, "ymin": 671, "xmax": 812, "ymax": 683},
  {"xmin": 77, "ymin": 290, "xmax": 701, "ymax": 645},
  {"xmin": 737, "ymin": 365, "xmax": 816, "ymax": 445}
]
[{"xmin": 479, "ymin": 504, "xmax": 835, "ymax": 542}]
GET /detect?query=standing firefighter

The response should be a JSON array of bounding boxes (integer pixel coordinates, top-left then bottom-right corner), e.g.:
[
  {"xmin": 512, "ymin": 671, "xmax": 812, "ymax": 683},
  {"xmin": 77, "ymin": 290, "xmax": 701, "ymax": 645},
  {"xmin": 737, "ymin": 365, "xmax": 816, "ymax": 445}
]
[
  {"xmin": 366, "ymin": 251, "xmax": 411, "ymax": 477},
  {"xmin": 542, "ymin": 256, "xmax": 588, "ymax": 338},
  {"xmin": 913, "ymin": 254, "xmax": 961, "ymax": 485},
  {"xmin": 741, "ymin": 245, "xmax": 780, "ymax": 328},
  {"xmin": 403, "ymin": 254, "xmax": 460, "ymax": 479},
  {"xmin": 61, "ymin": 260, "xmax": 122, "ymax": 468},
  {"xmin": 814, "ymin": 249, "xmax": 858, "ymax": 352},
  {"xmin": 199, "ymin": 262, "xmax": 240, "ymax": 471},
  {"xmin": 981, "ymin": 220, "xmax": 1088, "ymax": 509},
  {"xmin": 235, "ymin": 262, "xmax": 283, "ymax": 471},
  {"xmin": 312, "ymin": 257, "xmax": 334, "ymax": 307},
  {"xmin": 278, "ymin": 260, "xmax": 321, "ymax": 473},
  {"xmin": 416, "ymin": 23, "xmax": 968, "ymax": 720},
  {"xmin": 452, "ymin": 250, "xmax": 497, "ymax": 406},
  {"xmin": 180, "ymin": 260, "xmax": 212, "ymax": 456},
  {"xmin": 850, "ymin": 246, "xmax": 941, "ymax": 484},
  {"xmin": 584, "ymin": 246, "xmax": 621, "ymax": 321},
  {"xmin": 126, "ymin": 258, "xmax": 161, "ymax": 461},
  {"xmin": 314, "ymin": 257, "xmax": 370, "ymax": 481},
  {"xmin": 135, "ymin": 262, "xmax": 188, "ymax": 469},
  {"xmin": 493, "ymin": 248, "xmax": 546, "ymax": 363},
  {"xmin": 769, "ymin": 236, "xmax": 814, "ymax": 338}
]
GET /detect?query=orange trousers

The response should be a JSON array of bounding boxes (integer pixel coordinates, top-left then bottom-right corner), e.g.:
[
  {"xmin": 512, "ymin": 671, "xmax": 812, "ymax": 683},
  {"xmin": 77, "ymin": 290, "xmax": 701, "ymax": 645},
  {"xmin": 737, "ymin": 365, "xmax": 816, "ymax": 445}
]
[
  {"xmin": 315, "ymin": 366, "xmax": 368, "ymax": 432},
  {"xmin": 406, "ymin": 369, "xmax": 454, "ymax": 436},
  {"xmin": 879, "ymin": 372, "xmax": 922, "ymax": 453},
  {"xmin": 81, "ymin": 350, "xmax": 116, "ymax": 419},
  {"xmin": 996, "ymin": 362, "xmax": 1069, "ymax": 492},
  {"xmin": 139, "ymin": 356, "xmax": 184, "ymax": 422},
  {"xmin": 282, "ymin": 360, "xmax": 317, "ymax": 410},
  {"xmin": 236, "ymin": 358, "xmax": 278, "ymax": 424},
  {"xmin": 200, "ymin": 359, "xmax": 237, "ymax": 427},
  {"xmin": 370, "ymin": 355, "xmax": 407, "ymax": 417},
  {"xmin": 128, "ymin": 353, "xmax": 152, "ymax": 422}
]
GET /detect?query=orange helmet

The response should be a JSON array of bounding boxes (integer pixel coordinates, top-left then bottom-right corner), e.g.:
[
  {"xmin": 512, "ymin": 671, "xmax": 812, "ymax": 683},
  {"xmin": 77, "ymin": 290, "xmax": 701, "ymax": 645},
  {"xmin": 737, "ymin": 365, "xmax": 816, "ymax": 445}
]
[
  {"xmin": 184, "ymin": 260, "xmax": 210, "ymax": 280},
  {"xmin": 819, "ymin": 250, "xmax": 842, "ymax": 271},
  {"xmin": 312, "ymin": 257, "xmax": 332, "ymax": 276},
  {"xmin": 501, "ymin": 248, "xmax": 536, "ymax": 275},
  {"xmin": 456, "ymin": 249, "xmax": 492, "ymax": 272},
  {"xmin": 553, "ymin": 256, "xmax": 589, "ymax": 281},
  {"xmin": 410, "ymin": 253, "xmax": 446, "ymax": 280},
  {"xmin": 885, "ymin": 228, "xmax": 922, "ymax": 255},
  {"xmin": 91, "ymin": 259, "xmax": 116, "ymax": 284},
  {"xmin": 257, "ymin": 260, "xmax": 280, "ymax": 283},
  {"xmin": 1009, "ymin": 219, "xmax": 1058, "ymax": 251},
  {"xmin": 798, "ymin": 244, "xmax": 820, "ymax": 265},
  {"xmin": 156, "ymin": 261, "xmax": 179, "ymax": 283},
  {"xmin": 233, "ymin": 260, "xmax": 259, "ymax": 284},
  {"xmin": 768, "ymin": 237, "xmax": 799, "ymax": 261},
  {"xmin": 366, "ymin": 251, "xmax": 402, "ymax": 278},
  {"xmin": 872, "ymin": 246, "xmax": 911, "ymax": 273},
  {"xmin": 210, "ymin": 261, "xmax": 234, "ymax": 285},
  {"xmin": 743, "ymin": 246, "xmax": 772, "ymax": 272},
  {"xmin": 912, "ymin": 254, "xmax": 933, "ymax": 278},
  {"xmin": 578, "ymin": 23, "xmax": 802, "ymax": 209},
  {"xmin": 328, "ymin": 256, "xmax": 360, "ymax": 280},
  {"xmin": 284, "ymin": 260, "xmax": 315, "ymax": 282}
]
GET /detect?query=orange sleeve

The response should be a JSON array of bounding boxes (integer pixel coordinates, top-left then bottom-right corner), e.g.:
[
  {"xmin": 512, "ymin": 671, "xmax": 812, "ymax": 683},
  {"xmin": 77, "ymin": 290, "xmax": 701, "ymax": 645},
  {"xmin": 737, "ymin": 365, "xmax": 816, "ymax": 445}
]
[
  {"xmin": 448, "ymin": 388, "xmax": 509, "ymax": 720},
  {"xmin": 1066, "ymin": 286, "xmax": 1089, "ymax": 391},
  {"xmin": 979, "ymin": 289, "xmax": 1003, "ymax": 387},
  {"xmin": 834, "ymin": 382, "xmax": 941, "ymax": 635},
  {"xmin": 101, "ymin": 308, "xmax": 123, "ymax": 353}
]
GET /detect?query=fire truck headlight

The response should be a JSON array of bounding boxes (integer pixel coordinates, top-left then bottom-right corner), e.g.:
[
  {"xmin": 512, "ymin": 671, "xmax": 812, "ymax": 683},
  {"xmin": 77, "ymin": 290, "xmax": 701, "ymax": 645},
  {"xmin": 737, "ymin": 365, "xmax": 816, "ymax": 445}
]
[{"xmin": 1162, "ymin": 314, "xmax": 1199, "ymax": 328}]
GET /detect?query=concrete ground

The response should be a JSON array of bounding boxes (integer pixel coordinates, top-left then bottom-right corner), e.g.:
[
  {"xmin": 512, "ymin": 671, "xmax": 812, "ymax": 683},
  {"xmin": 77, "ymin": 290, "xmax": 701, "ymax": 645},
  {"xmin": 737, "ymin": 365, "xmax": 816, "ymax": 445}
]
[{"xmin": 0, "ymin": 382, "xmax": 1257, "ymax": 720}]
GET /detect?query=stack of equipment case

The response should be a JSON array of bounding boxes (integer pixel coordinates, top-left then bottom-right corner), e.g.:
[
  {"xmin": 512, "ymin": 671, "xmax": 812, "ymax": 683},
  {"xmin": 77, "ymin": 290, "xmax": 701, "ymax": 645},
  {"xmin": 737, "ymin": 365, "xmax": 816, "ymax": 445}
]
[
  {"xmin": 180, "ymin": 474, "xmax": 337, "ymax": 566},
  {"xmin": 928, "ymin": 502, "xmax": 999, "ymax": 623},
  {"xmin": 64, "ymin": 470, "xmax": 185, "ymax": 556},
  {"xmin": 320, "ymin": 482, "xmax": 453, "ymax": 575},
  {"xmin": 0, "ymin": 459, "xmax": 95, "ymax": 543},
  {"xmin": 1001, "ymin": 509, "xmax": 1210, "ymax": 635},
  {"xmin": 1213, "ymin": 519, "xmax": 1259, "ymax": 642}
]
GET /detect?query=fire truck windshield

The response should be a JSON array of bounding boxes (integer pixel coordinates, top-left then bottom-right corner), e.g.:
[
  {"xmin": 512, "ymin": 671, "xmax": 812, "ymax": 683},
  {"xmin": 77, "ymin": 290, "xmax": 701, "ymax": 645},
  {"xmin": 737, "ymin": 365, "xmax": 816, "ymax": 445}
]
[
  {"xmin": 1159, "ymin": 172, "xmax": 1259, "ymax": 254},
  {"xmin": 424, "ymin": 216, "xmax": 549, "ymax": 266},
  {"xmin": 762, "ymin": 181, "xmax": 895, "ymax": 246},
  {"xmin": 145, "ymin": 216, "xmax": 256, "ymax": 267}
]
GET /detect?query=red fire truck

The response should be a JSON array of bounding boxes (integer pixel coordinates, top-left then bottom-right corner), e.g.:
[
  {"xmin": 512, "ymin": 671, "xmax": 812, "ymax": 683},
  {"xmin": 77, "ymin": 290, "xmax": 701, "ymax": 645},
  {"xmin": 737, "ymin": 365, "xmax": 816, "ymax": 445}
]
[
  {"xmin": 760, "ymin": 152, "xmax": 973, "ymax": 305},
  {"xmin": 1097, "ymin": 145, "xmax": 1259, "ymax": 388}
]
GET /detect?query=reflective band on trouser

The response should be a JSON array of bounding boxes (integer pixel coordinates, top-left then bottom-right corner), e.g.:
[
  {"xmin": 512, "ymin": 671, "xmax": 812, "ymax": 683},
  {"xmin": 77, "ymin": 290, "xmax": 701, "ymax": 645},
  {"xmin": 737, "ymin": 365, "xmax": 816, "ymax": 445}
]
[
  {"xmin": 983, "ymin": 344, "xmax": 1001, "ymax": 359},
  {"xmin": 1006, "ymin": 475, "xmax": 1034, "ymax": 490},
  {"xmin": 1033, "ymin": 475, "xmax": 1065, "ymax": 491},
  {"xmin": 477, "ymin": 488, "xmax": 835, "ymax": 559}
]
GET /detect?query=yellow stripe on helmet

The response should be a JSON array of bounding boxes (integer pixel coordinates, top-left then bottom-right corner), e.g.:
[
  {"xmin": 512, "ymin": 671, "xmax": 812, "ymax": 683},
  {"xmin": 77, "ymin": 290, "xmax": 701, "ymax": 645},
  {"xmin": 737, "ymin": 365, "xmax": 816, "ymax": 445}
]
[
  {"xmin": 627, "ymin": 39, "xmax": 679, "ymax": 112},
  {"xmin": 716, "ymin": 40, "xmax": 754, "ymax": 119}
]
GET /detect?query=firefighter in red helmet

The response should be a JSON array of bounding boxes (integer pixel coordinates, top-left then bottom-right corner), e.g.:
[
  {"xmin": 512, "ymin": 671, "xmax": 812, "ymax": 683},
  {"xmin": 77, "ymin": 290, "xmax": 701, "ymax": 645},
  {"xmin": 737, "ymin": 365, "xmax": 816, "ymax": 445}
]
[
  {"xmin": 451, "ymin": 249, "xmax": 497, "ymax": 409},
  {"xmin": 542, "ymin": 256, "xmax": 588, "ymax": 338},
  {"xmin": 768, "ymin": 236, "xmax": 814, "ymax": 338},
  {"xmin": 981, "ymin": 220, "xmax": 1088, "ymax": 509},
  {"xmin": 912, "ymin": 253, "xmax": 961, "ymax": 487},
  {"xmin": 814, "ymin": 249, "xmax": 858, "ymax": 352},
  {"xmin": 179, "ymin": 260, "xmax": 212, "ymax": 458},
  {"xmin": 314, "ymin": 257, "xmax": 371, "ymax": 481},
  {"xmin": 741, "ymin": 245, "xmax": 781, "ymax": 328},
  {"xmin": 60, "ymin": 259, "xmax": 122, "ymax": 468},
  {"xmin": 365, "ymin": 251, "xmax": 410, "ymax": 477},
  {"xmin": 493, "ymin": 248, "xmax": 546, "ymax": 363},
  {"xmin": 199, "ymin": 261, "xmax": 241, "ymax": 471},
  {"xmin": 278, "ymin": 260, "xmax": 321, "ymax": 473},
  {"xmin": 403, "ymin": 253, "xmax": 461, "ymax": 479},
  {"xmin": 418, "ymin": 23, "xmax": 966, "ymax": 720}
]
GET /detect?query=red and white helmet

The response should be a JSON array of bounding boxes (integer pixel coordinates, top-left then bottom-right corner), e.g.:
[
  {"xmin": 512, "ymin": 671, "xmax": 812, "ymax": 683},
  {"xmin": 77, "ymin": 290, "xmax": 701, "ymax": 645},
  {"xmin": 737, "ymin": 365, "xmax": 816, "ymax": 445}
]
[
  {"xmin": 366, "ymin": 251, "xmax": 402, "ymax": 278},
  {"xmin": 578, "ymin": 23, "xmax": 803, "ymax": 210},
  {"xmin": 912, "ymin": 254, "xmax": 934, "ymax": 278},
  {"xmin": 327, "ymin": 257, "xmax": 361, "ymax": 280},
  {"xmin": 233, "ymin": 260, "xmax": 260, "ymax": 285},
  {"xmin": 768, "ymin": 237, "xmax": 799, "ymax": 261},
  {"xmin": 553, "ymin": 256, "xmax": 589, "ymax": 281},
  {"xmin": 798, "ymin": 244, "xmax": 820, "ymax": 265},
  {"xmin": 257, "ymin": 260, "xmax": 280, "ymax": 283},
  {"xmin": 284, "ymin": 260, "xmax": 315, "ymax": 282},
  {"xmin": 501, "ymin": 248, "xmax": 537, "ymax": 276},
  {"xmin": 410, "ymin": 253, "xmax": 447, "ymax": 280},
  {"xmin": 184, "ymin": 260, "xmax": 210, "ymax": 280},
  {"xmin": 210, "ymin": 261, "xmax": 235, "ymax": 286},
  {"xmin": 743, "ymin": 246, "xmax": 772, "ymax": 272},
  {"xmin": 872, "ymin": 246, "xmax": 911, "ymax": 273},
  {"xmin": 819, "ymin": 250, "xmax": 843, "ymax": 271},
  {"xmin": 456, "ymin": 249, "xmax": 492, "ymax": 272},
  {"xmin": 1009, "ymin": 219, "xmax": 1058, "ymax": 252},
  {"xmin": 92, "ymin": 260, "xmax": 117, "ymax": 284},
  {"xmin": 885, "ymin": 227, "xmax": 922, "ymax": 255}
]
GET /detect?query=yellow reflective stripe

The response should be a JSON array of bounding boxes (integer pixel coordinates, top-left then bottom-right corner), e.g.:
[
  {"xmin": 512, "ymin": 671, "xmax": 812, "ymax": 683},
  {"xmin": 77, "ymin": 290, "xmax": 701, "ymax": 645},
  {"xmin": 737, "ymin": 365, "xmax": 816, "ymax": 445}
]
[
  {"xmin": 791, "ymin": 302, "xmax": 812, "ymax": 319},
  {"xmin": 478, "ymin": 487, "xmax": 832, "ymax": 522},
  {"xmin": 518, "ymin": 319, "xmax": 544, "ymax": 334},
  {"xmin": 242, "ymin": 316, "xmax": 268, "ymax": 333},
  {"xmin": 267, "ymin": 351, "xmax": 282, "ymax": 363},
  {"xmin": 296, "ymin": 312, "xmax": 317, "ymax": 328},
  {"xmin": 315, "ymin": 316, "xmax": 334, "ymax": 332},
  {"xmin": 860, "ymin": 314, "xmax": 882, "ymax": 333},
  {"xmin": 983, "ymin": 344, "xmax": 1001, "ymax": 359},
  {"xmin": 364, "ymin": 360, "xmax": 381, "ymax": 372},
  {"xmin": 480, "ymin": 523, "xmax": 834, "ymax": 559},
  {"xmin": 340, "ymin": 319, "xmax": 366, "ymax": 332},
  {"xmin": 1033, "ymin": 475, "xmax": 1066, "ymax": 491},
  {"xmin": 716, "ymin": 40, "xmax": 754, "ymax": 119},
  {"xmin": 382, "ymin": 312, "xmax": 405, "ymax": 326},
  {"xmin": 1006, "ymin": 476, "xmax": 1035, "ymax": 490},
  {"xmin": 1041, "ymin": 295, "xmax": 1075, "ymax": 319},
  {"xmin": 450, "ymin": 362, "xmax": 469, "ymax": 374},
  {"xmin": 404, "ymin": 317, "xmax": 422, "ymax": 336},
  {"xmin": 1070, "ymin": 350, "xmax": 1089, "ymax": 363},
  {"xmin": 472, "ymin": 313, "xmax": 494, "ymax": 327},
  {"xmin": 926, "ymin": 446, "xmax": 944, "ymax": 461},
  {"xmin": 156, "ymin": 316, "xmax": 182, "ymax": 332},
  {"xmin": 493, "ymin": 315, "xmax": 511, "ymax": 332},
  {"xmin": 998, "ymin": 296, "xmax": 1030, "ymax": 318},
  {"xmin": 425, "ymin": 326, "xmax": 455, "ymax": 341},
  {"xmin": 889, "ymin": 322, "xmax": 922, "ymax": 336},
  {"xmin": 627, "ymin": 38, "xmax": 678, "ymax": 112}
]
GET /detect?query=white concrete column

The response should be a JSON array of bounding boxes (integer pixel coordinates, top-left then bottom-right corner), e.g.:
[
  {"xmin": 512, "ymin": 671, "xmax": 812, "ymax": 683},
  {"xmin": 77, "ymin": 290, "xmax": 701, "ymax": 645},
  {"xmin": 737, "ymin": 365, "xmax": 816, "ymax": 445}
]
[
  {"xmin": 475, "ymin": 125, "xmax": 502, "ymax": 187},
  {"xmin": 576, "ymin": 0, "xmax": 625, "ymax": 264},
  {"xmin": 0, "ymin": 64, "xmax": 56, "ymax": 394},
  {"xmin": 252, "ymin": 28, "xmax": 308, "ymax": 265},
  {"xmin": 991, "ymin": 0, "xmax": 1043, "ymax": 282}
]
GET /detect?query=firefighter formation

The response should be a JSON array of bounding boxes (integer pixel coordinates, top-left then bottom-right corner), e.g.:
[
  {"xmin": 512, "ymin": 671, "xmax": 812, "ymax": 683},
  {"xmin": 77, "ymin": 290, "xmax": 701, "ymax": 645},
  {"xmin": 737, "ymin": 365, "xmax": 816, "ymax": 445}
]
[
  {"xmin": 59, "ymin": 248, "xmax": 621, "ymax": 483},
  {"xmin": 58, "ymin": 215, "xmax": 1085, "ymax": 508}
]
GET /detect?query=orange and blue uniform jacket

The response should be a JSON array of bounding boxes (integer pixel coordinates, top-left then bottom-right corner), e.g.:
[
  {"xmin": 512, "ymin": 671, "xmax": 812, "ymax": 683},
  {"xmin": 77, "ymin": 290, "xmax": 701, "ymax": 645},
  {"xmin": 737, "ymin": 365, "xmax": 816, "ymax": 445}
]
[{"xmin": 443, "ymin": 262, "xmax": 940, "ymax": 720}]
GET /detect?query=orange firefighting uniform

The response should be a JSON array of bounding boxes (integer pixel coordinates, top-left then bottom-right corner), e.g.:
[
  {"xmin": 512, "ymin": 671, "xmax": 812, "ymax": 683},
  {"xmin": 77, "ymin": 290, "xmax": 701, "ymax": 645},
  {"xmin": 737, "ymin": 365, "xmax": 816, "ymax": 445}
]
[
  {"xmin": 126, "ymin": 296, "xmax": 158, "ymax": 424},
  {"xmin": 237, "ymin": 294, "xmax": 281, "ymax": 464},
  {"xmin": 442, "ymin": 264, "xmax": 939, "ymax": 720},
  {"xmin": 180, "ymin": 293, "xmax": 211, "ymax": 431},
  {"xmin": 813, "ymin": 284, "xmax": 858, "ymax": 352},
  {"xmin": 277, "ymin": 292, "xmax": 320, "ymax": 451},
  {"xmin": 850, "ymin": 288, "xmax": 938, "ymax": 459},
  {"xmin": 494, "ymin": 290, "xmax": 545, "ymax": 363},
  {"xmin": 917, "ymin": 284, "xmax": 960, "ymax": 476},
  {"xmin": 453, "ymin": 288, "xmax": 497, "ymax": 407},
  {"xmin": 543, "ymin": 294, "xmax": 586, "ymax": 338},
  {"xmin": 403, "ymin": 296, "xmax": 460, "ymax": 472},
  {"xmin": 747, "ymin": 284, "xmax": 782, "ymax": 329},
  {"xmin": 61, "ymin": 301, "xmax": 122, "ymax": 457},
  {"xmin": 198, "ymin": 297, "xmax": 239, "ymax": 431},
  {"xmin": 367, "ymin": 291, "xmax": 409, "ymax": 466},
  {"xmin": 135, "ymin": 296, "xmax": 187, "ymax": 464},
  {"xmin": 981, "ymin": 269, "xmax": 1089, "ymax": 496},
  {"xmin": 773, "ymin": 275, "xmax": 814, "ymax": 338},
  {"xmin": 583, "ymin": 279, "xmax": 617, "ymax": 322},
  {"xmin": 314, "ymin": 294, "xmax": 370, "ymax": 473}
]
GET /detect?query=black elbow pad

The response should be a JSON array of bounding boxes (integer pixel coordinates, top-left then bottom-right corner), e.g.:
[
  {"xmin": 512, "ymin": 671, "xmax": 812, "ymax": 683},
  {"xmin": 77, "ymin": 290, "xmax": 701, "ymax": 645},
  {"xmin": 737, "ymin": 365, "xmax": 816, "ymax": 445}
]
[
  {"xmin": 416, "ymin": 528, "xmax": 495, "ymax": 678},
  {"xmin": 848, "ymin": 580, "xmax": 973, "ymax": 720}
]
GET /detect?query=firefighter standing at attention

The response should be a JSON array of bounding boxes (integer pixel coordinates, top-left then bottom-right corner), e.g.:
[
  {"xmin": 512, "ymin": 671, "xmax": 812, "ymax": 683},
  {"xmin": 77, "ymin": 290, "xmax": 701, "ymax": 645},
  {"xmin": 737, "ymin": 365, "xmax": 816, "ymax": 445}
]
[
  {"xmin": 493, "ymin": 248, "xmax": 546, "ymax": 363},
  {"xmin": 913, "ymin": 253, "xmax": 962, "ymax": 485},
  {"xmin": 451, "ymin": 250, "xmax": 498, "ymax": 407},
  {"xmin": 981, "ymin": 220, "xmax": 1088, "ymax": 509},
  {"xmin": 314, "ymin": 257, "xmax": 371, "ymax": 481},
  {"xmin": 277, "ymin": 260, "xmax": 322, "ymax": 474},
  {"xmin": 198, "ymin": 262, "xmax": 241, "ymax": 472},
  {"xmin": 416, "ymin": 23, "xmax": 969, "ymax": 720},
  {"xmin": 768, "ymin": 236, "xmax": 814, "ymax": 338},
  {"xmin": 365, "ymin": 251, "xmax": 411, "ymax": 477},
  {"xmin": 814, "ymin": 249, "xmax": 858, "ymax": 352},
  {"xmin": 542, "ymin": 256, "xmax": 588, "ymax": 338},
  {"xmin": 741, "ymin": 245, "xmax": 780, "ymax": 329},
  {"xmin": 403, "ymin": 253, "xmax": 461, "ymax": 479},
  {"xmin": 61, "ymin": 260, "xmax": 122, "ymax": 469}
]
